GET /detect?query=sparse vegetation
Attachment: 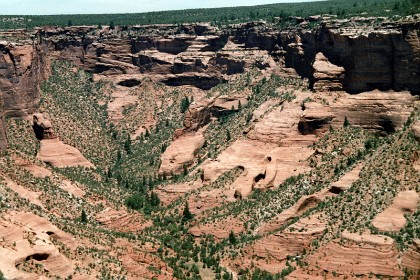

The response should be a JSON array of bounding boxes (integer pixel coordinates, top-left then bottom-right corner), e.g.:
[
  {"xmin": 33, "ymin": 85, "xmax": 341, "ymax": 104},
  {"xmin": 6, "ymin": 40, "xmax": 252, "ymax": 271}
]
[{"xmin": 0, "ymin": 1, "xmax": 419, "ymax": 278}]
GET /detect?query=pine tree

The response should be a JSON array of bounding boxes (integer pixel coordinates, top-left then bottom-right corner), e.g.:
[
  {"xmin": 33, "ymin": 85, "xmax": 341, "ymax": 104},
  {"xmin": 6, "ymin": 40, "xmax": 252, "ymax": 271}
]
[
  {"xmin": 81, "ymin": 209, "xmax": 88, "ymax": 223},
  {"xmin": 180, "ymin": 96, "xmax": 190, "ymax": 113},
  {"xmin": 226, "ymin": 130, "xmax": 231, "ymax": 141},
  {"xmin": 343, "ymin": 116, "xmax": 350, "ymax": 127},
  {"xmin": 124, "ymin": 135, "xmax": 132, "ymax": 154},
  {"xmin": 229, "ymin": 230, "xmax": 236, "ymax": 244},
  {"xmin": 182, "ymin": 201, "xmax": 193, "ymax": 221},
  {"xmin": 149, "ymin": 192, "xmax": 160, "ymax": 207}
]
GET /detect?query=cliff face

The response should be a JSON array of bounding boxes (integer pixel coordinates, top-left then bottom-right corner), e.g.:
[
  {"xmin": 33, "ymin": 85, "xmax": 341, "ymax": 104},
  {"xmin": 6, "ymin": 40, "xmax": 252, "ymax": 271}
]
[
  {"xmin": 233, "ymin": 21, "xmax": 420, "ymax": 94},
  {"xmin": 31, "ymin": 19, "xmax": 419, "ymax": 94},
  {"xmin": 314, "ymin": 22, "xmax": 420, "ymax": 93},
  {"xmin": 0, "ymin": 39, "xmax": 46, "ymax": 117},
  {"xmin": 0, "ymin": 18, "xmax": 418, "ymax": 150},
  {"xmin": 0, "ymin": 37, "xmax": 48, "ymax": 149},
  {"xmin": 0, "ymin": 98, "xmax": 6, "ymax": 150}
]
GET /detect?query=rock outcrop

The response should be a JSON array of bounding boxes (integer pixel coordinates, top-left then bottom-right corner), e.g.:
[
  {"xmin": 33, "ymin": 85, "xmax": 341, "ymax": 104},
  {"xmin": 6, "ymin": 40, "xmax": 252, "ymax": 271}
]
[
  {"xmin": 0, "ymin": 212, "xmax": 75, "ymax": 280},
  {"xmin": 0, "ymin": 40, "xmax": 45, "ymax": 117},
  {"xmin": 372, "ymin": 190, "xmax": 419, "ymax": 232},
  {"xmin": 31, "ymin": 113, "xmax": 94, "ymax": 168},
  {"xmin": 306, "ymin": 232, "xmax": 404, "ymax": 277},
  {"xmin": 312, "ymin": 52, "xmax": 344, "ymax": 91},
  {"xmin": 0, "ymin": 106, "xmax": 6, "ymax": 150},
  {"xmin": 32, "ymin": 113, "xmax": 56, "ymax": 140},
  {"xmin": 37, "ymin": 138, "xmax": 94, "ymax": 168}
]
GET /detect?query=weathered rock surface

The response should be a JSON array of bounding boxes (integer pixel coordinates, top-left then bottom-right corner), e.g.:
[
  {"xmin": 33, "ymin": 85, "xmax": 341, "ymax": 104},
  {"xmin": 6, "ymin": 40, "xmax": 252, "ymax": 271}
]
[
  {"xmin": 402, "ymin": 239, "xmax": 420, "ymax": 276},
  {"xmin": 306, "ymin": 232, "xmax": 404, "ymax": 277},
  {"xmin": 33, "ymin": 113, "xmax": 56, "ymax": 140},
  {"xmin": 0, "ymin": 212, "xmax": 75, "ymax": 280},
  {"xmin": 159, "ymin": 129, "xmax": 205, "ymax": 175},
  {"xmin": 14, "ymin": 157, "xmax": 52, "ymax": 178},
  {"xmin": 312, "ymin": 52, "xmax": 344, "ymax": 91},
  {"xmin": 31, "ymin": 113, "xmax": 94, "ymax": 168},
  {"xmin": 95, "ymin": 208, "xmax": 152, "ymax": 233},
  {"xmin": 229, "ymin": 214, "xmax": 326, "ymax": 274},
  {"xmin": 372, "ymin": 190, "xmax": 419, "ymax": 232},
  {"xmin": 37, "ymin": 138, "xmax": 94, "ymax": 168},
  {"xmin": 0, "ymin": 19, "xmax": 419, "ymax": 149},
  {"xmin": 4, "ymin": 178, "xmax": 44, "ymax": 209},
  {"xmin": 282, "ymin": 22, "xmax": 420, "ymax": 94}
]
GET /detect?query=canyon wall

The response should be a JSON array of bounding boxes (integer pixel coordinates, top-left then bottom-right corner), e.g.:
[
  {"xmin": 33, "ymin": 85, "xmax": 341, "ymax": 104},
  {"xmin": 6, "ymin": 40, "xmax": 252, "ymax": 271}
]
[
  {"xmin": 232, "ymin": 20, "xmax": 420, "ymax": 94},
  {"xmin": 0, "ymin": 18, "xmax": 419, "ymax": 150}
]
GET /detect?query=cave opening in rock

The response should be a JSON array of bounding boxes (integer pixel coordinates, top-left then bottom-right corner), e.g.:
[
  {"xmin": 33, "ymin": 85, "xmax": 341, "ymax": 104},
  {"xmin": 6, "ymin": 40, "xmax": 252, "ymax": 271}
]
[
  {"xmin": 328, "ymin": 186, "xmax": 343, "ymax": 195},
  {"xmin": 33, "ymin": 123, "xmax": 45, "ymax": 140},
  {"xmin": 254, "ymin": 172, "xmax": 266, "ymax": 183},
  {"xmin": 237, "ymin": 165, "xmax": 245, "ymax": 171},
  {"xmin": 298, "ymin": 117, "xmax": 332, "ymax": 135},
  {"xmin": 378, "ymin": 117, "xmax": 395, "ymax": 134},
  {"xmin": 297, "ymin": 196, "xmax": 320, "ymax": 212},
  {"xmin": 46, "ymin": 231, "xmax": 55, "ymax": 236},
  {"xmin": 117, "ymin": 79, "xmax": 141, "ymax": 87},
  {"xmin": 25, "ymin": 253, "xmax": 50, "ymax": 262}
]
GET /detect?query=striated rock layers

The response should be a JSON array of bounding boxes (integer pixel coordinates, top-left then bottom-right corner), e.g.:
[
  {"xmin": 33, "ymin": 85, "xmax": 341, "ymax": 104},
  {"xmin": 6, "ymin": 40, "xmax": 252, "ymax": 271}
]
[{"xmin": 0, "ymin": 18, "xmax": 419, "ymax": 150}]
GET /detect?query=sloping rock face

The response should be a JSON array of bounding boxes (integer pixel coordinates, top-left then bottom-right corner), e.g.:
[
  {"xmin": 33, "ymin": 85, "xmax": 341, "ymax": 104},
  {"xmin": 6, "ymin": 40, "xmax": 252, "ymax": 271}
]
[
  {"xmin": 306, "ymin": 232, "xmax": 404, "ymax": 277},
  {"xmin": 31, "ymin": 113, "xmax": 94, "ymax": 168},
  {"xmin": 372, "ymin": 190, "xmax": 419, "ymax": 232},
  {"xmin": 0, "ymin": 212, "xmax": 75, "ymax": 280},
  {"xmin": 37, "ymin": 138, "xmax": 94, "ymax": 168}
]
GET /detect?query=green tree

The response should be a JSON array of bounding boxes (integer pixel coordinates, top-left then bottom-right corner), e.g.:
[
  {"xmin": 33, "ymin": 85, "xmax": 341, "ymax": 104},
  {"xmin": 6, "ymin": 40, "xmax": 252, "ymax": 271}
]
[
  {"xmin": 182, "ymin": 201, "xmax": 193, "ymax": 221},
  {"xmin": 124, "ymin": 135, "xmax": 132, "ymax": 154},
  {"xmin": 125, "ymin": 193, "xmax": 145, "ymax": 210},
  {"xmin": 109, "ymin": 20, "xmax": 115, "ymax": 30},
  {"xmin": 226, "ymin": 130, "xmax": 231, "ymax": 141},
  {"xmin": 81, "ymin": 209, "xmax": 88, "ymax": 223},
  {"xmin": 343, "ymin": 116, "xmax": 350, "ymax": 127},
  {"xmin": 229, "ymin": 230, "xmax": 237, "ymax": 244},
  {"xmin": 149, "ymin": 192, "xmax": 160, "ymax": 207},
  {"xmin": 180, "ymin": 96, "xmax": 190, "ymax": 113},
  {"xmin": 67, "ymin": 19, "xmax": 72, "ymax": 26}
]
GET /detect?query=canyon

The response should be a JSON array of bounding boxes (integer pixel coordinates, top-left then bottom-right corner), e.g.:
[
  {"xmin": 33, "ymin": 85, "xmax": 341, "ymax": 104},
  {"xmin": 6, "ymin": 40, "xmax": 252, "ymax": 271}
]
[{"xmin": 0, "ymin": 13, "xmax": 419, "ymax": 280}]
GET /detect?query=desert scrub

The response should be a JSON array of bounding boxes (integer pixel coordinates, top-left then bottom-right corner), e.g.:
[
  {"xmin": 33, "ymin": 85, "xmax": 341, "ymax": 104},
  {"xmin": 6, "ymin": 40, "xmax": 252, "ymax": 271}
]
[
  {"xmin": 197, "ymin": 72, "xmax": 305, "ymax": 161},
  {"xmin": 6, "ymin": 118, "xmax": 39, "ymax": 156},
  {"xmin": 40, "ymin": 60, "xmax": 117, "ymax": 168},
  {"xmin": 311, "ymin": 123, "xmax": 420, "ymax": 248}
]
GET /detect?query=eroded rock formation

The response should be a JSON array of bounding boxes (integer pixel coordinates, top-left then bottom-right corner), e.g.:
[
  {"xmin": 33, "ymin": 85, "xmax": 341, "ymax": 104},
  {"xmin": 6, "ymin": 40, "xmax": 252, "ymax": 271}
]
[{"xmin": 0, "ymin": 18, "xmax": 419, "ymax": 151}]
